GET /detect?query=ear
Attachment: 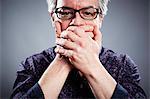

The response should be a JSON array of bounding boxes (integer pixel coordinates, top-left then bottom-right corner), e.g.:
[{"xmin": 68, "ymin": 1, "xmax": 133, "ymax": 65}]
[
  {"xmin": 49, "ymin": 12, "xmax": 54, "ymax": 20},
  {"xmin": 50, "ymin": 12, "xmax": 61, "ymax": 27},
  {"xmin": 99, "ymin": 14, "xmax": 104, "ymax": 21},
  {"xmin": 49, "ymin": 12, "xmax": 55, "ymax": 27},
  {"xmin": 99, "ymin": 15, "xmax": 104, "ymax": 28},
  {"xmin": 49, "ymin": 12, "xmax": 62, "ymax": 39}
]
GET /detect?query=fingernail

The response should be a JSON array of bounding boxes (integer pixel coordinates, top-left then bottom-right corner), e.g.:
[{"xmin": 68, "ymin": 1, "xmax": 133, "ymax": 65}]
[
  {"xmin": 55, "ymin": 47, "xmax": 59, "ymax": 52},
  {"xmin": 60, "ymin": 31, "xmax": 67, "ymax": 38}
]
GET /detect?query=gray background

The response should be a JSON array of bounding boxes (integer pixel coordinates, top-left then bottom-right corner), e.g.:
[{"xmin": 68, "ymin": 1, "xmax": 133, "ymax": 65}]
[
  {"xmin": 0, "ymin": 0, "xmax": 149, "ymax": 98},
  {"xmin": 0, "ymin": 0, "xmax": 1, "ymax": 98},
  {"xmin": 149, "ymin": 0, "xmax": 150, "ymax": 98}
]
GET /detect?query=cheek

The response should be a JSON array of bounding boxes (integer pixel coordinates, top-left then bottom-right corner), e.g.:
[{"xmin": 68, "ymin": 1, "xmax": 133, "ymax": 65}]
[
  {"xmin": 53, "ymin": 14, "xmax": 71, "ymax": 32},
  {"xmin": 95, "ymin": 20, "xmax": 101, "ymax": 29},
  {"xmin": 93, "ymin": 18, "xmax": 103, "ymax": 29}
]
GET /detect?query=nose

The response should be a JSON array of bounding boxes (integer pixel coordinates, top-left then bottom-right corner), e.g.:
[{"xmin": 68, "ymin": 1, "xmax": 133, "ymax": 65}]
[{"xmin": 69, "ymin": 12, "xmax": 85, "ymax": 26}]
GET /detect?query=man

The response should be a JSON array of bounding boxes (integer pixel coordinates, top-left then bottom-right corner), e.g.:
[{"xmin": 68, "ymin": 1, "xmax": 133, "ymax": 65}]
[{"xmin": 11, "ymin": 0, "xmax": 146, "ymax": 98}]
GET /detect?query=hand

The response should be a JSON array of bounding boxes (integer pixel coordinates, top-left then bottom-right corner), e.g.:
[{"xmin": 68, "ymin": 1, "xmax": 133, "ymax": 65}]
[
  {"xmin": 55, "ymin": 24, "xmax": 102, "ymax": 75},
  {"xmin": 38, "ymin": 21, "xmax": 73, "ymax": 99},
  {"xmin": 55, "ymin": 24, "xmax": 117, "ymax": 99},
  {"xmin": 54, "ymin": 21, "xmax": 72, "ymax": 70}
]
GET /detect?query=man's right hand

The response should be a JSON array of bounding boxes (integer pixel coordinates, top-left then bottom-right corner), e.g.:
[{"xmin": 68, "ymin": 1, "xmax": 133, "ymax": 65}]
[
  {"xmin": 54, "ymin": 21, "xmax": 73, "ymax": 70},
  {"xmin": 38, "ymin": 21, "xmax": 72, "ymax": 99}
]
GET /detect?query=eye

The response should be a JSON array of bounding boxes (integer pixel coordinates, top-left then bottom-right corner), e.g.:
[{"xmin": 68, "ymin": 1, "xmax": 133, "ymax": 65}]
[
  {"xmin": 56, "ymin": 8, "xmax": 74, "ymax": 15},
  {"xmin": 84, "ymin": 11, "xmax": 94, "ymax": 15},
  {"xmin": 80, "ymin": 8, "xmax": 98, "ymax": 18},
  {"xmin": 82, "ymin": 11, "xmax": 97, "ymax": 17},
  {"xmin": 55, "ymin": 7, "xmax": 75, "ymax": 20},
  {"xmin": 58, "ymin": 11, "xmax": 73, "ymax": 15},
  {"xmin": 56, "ymin": 8, "xmax": 74, "ymax": 19}
]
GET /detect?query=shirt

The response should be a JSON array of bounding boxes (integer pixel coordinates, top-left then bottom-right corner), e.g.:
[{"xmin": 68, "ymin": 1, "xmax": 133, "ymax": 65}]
[{"xmin": 11, "ymin": 46, "xmax": 146, "ymax": 99}]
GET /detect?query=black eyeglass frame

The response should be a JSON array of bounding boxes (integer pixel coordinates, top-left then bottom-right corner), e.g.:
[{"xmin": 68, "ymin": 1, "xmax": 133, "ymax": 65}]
[{"xmin": 54, "ymin": 6, "xmax": 102, "ymax": 20}]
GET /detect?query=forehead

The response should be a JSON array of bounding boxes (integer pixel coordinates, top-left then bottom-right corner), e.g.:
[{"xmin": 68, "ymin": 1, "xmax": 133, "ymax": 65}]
[{"xmin": 56, "ymin": 0, "xmax": 99, "ymax": 9}]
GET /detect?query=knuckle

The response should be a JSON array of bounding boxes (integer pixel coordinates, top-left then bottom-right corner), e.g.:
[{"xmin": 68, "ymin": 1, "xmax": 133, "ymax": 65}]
[
  {"xmin": 79, "ymin": 39, "xmax": 85, "ymax": 47},
  {"xmin": 67, "ymin": 31, "xmax": 72, "ymax": 38},
  {"xmin": 67, "ymin": 26, "xmax": 75, "ymax": 31},
  {"xmin": 63, "ymin": 39, "xmax": 68, "ymax": 45},
  {"xmin": 66, "ymin": 50, "xmax": 73, "ymax": 57},
  {"xmin": 61, "ymin": 31, "xmax": 68, "ymax": 38},
  {"xmin": 75, "ymin": 46, "xmax": 81, "ymax": 53},
  {"xmin": 59, "ymin": 38, "xmax": 67, "ymax": 46},
  {"xmin": 74, "ymin": 47, "xmax": 78, "ymax": 52},
  {"xmin": 72, "ymin": 54, "xmax": 76, "ymax": 59},
  {"xmin": 72, "ymin": 52, "xmax": 77, "ymax": 59},
  {"xmin": 64, "ymin": 50, "xmax": 68, "ymax": 56}
]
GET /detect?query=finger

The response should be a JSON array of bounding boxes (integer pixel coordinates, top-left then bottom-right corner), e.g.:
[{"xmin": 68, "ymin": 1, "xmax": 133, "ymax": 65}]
[
  {"xmin": 60, "ymin": 31, "xmax": 94, "ymax": 46},
  {"xmin": 55, "ymin": 45, "xmax": 63, "ymax": 53},
  {"xmin": 54, "ymin": 52, "xmax": 64, "ymax": 60},
  {"xmin": 86, "ymin": 32, "xmax": 94, "ymax": 38},
  {"xmin": 60, "ymin": 31, "xmax": 81, "ymax": 42},
  {"xmin": 55, "ymin": 46, "xmax": 65, "ymax": 54},
  {"xmin": 79, "ymin": 25, "xmax": 94, "ymax": 32},
  {"xmin": 67, "ymin": 25, "xmax": 93, "ymax": 32},
  {"xmin": 55, "ymin": 47, "xmax": 74, "ymax": 58},
  {"xmin": 93, "ymin": 25, "xmax": 102, "ymax": 44},
  {"xmin": 56, "ymin": 38, "xmax": 78, "ymax": 50},
  {"xmin": 54, "ymin": 21, "xmax": 62, "ymax": 38},
  {"xmin": 67, "ymin": 25, "xmax": 94, "ymax": 37},
  {"xmin": 67, "ymin": 26, "xmax": 85, "ymax": 37},
  {"xmin": 64, "ymin": 50, "xmax": 74, "ymax": 58}
]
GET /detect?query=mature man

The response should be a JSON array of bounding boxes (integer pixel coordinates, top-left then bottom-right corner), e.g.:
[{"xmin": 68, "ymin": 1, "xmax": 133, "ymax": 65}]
[{"xmin": 11, "ymin": 0, "xmax": 146, "ymax": 98}]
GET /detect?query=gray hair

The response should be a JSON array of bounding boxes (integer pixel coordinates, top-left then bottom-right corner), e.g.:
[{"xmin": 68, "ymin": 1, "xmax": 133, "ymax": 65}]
[{"xmin": 46, "ymin": 0, "xmax": 109, "ymax": 15}]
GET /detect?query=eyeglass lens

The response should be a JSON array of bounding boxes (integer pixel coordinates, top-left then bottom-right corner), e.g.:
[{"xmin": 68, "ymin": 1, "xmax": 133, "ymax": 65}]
[{"xmin": 55, "ymin": 7, "xmax": 99, "ymax": 20}]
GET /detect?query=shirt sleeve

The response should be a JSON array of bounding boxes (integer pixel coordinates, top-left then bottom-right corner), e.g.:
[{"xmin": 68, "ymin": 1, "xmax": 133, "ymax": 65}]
[
  {"xmin": 100, "ymin": 48, "xmax": 147, "ymax": 99},
  {"xmin": 117, "ymin": 54, "xmax": 147, "ymax": 98},
  {"xmin": 111, "ymin": 83, "xmax": 128, "ymax": 99},
  {"xmin": 10, "ymin": 48, "xmax": 55, "ymax": 99},
  {"xmin": 10, "ymin": 61, "xmax": 45, "ymax": 99},
  {"xmin": 21, "ymin": 83, "xmax": 44, "ymax": 98}
]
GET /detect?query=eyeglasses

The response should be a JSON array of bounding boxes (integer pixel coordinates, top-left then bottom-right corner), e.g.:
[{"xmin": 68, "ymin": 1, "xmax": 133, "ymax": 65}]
[{"xmin": 54, "ymin": 7, "xmax": 101, "ymax": 20}]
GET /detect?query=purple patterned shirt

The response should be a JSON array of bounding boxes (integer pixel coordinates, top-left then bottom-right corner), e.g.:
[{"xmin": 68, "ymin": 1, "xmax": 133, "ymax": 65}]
[{"xmin": 11, "ymin": 46, "xmax": 146, "ymax": 99}]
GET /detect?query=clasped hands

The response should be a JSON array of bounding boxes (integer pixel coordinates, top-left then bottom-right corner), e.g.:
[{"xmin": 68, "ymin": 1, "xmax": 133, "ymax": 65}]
[
  {"xmin": 39, "ymin": 22, "xmax": 116, "ymax": 99},
  {"xmin": 55, "ymin": 21, "xmax": 102, "ymax": 75}
]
